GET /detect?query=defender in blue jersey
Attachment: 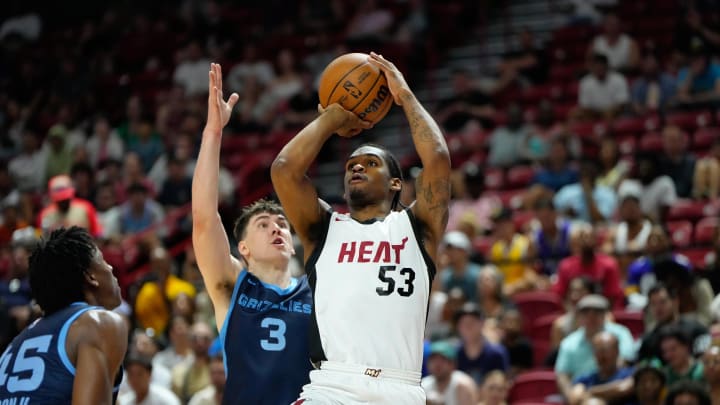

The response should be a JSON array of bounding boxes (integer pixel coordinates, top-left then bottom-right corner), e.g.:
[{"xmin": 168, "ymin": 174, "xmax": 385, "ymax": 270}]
[
  {"xmin": 192, "ymin": 63, "xmax": 312, "ymax": 405},
  {"xmin": 0, "ymin": 227, "xmax": 128, "ymax": 404}
]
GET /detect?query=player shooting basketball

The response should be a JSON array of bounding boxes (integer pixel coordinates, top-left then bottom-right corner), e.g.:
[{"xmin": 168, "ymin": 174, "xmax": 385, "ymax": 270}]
[
  {"xmin": 272, "ymin": 52, "xmax": 451, "ymax": 404},
  {"xmin": 192, "ymin": 63, "xmax": 312, "ymax": 405}
]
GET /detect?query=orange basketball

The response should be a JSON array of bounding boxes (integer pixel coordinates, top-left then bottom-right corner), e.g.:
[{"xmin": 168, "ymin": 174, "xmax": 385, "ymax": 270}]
[{"xmin": 318, "ymin": 53, "xmax": 393, "ymax": 125}]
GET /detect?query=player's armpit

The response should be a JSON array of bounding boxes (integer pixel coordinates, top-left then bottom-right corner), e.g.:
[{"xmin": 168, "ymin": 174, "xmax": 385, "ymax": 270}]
[{"xmin": 71, "ymin": 310, "xmax": 128, "ymax": 405}]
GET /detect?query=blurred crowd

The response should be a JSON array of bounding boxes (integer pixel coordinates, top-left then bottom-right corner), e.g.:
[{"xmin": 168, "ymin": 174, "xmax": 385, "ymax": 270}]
[{"xmin": 1, "ymin": 0, "xmax": 720, "ymax": 404}]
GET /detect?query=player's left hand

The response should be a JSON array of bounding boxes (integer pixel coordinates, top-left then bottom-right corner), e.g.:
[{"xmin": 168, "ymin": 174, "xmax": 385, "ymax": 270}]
[{"xmin": 368, "ymin": 52, "xmax": 411, "ymax": 106}]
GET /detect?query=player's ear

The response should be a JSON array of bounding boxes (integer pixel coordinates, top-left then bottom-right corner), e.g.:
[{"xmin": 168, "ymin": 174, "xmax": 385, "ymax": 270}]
[
  {"xmin": 238, "ymin": 241, "xmax": 250, "ymax": 260},
  {"xmin": 389, "ymin": 177, "xmax": 402, "ymax": 192},
  {"xmin": 83, "ymin": 270, "xmax": 100, "ymax": 288}
]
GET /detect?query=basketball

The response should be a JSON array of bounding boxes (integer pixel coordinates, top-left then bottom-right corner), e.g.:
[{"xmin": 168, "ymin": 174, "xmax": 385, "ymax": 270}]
[{"xmin": 318, "ymin": 53, "xmax": 393, "ymax": 125}]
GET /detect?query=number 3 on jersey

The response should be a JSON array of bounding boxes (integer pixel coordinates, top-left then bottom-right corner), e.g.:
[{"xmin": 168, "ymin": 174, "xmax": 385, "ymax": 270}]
[
  {"xmin": 376, "ymin": 265, "xmax": 415, "ymax": 297},
  {"xmin": 0, "ymin": 334, "xmax": 52, "ymax": 392},
  {"xmin": 260, "ymin": 318, "xmax": 286, "ymax": 351}
]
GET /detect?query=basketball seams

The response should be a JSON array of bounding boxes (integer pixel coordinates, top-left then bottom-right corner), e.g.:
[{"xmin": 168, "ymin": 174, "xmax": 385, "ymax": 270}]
[
  {"xmin": 347, "ymin": 71, "xmax": 383, "ymax": 113},
  {"xmin": 323, "ymin": 60, "xmax": 370, "ymax": 107}
]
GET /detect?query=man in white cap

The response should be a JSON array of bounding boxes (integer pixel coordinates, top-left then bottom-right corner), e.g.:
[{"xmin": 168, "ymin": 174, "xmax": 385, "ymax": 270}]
[
  {"xmin": 37, "ymin": 174, "xmax": 102, "ymax": 237},
  {"xmin": 440, "ymin": 231, "xmax": 481, "ymax": 301}
]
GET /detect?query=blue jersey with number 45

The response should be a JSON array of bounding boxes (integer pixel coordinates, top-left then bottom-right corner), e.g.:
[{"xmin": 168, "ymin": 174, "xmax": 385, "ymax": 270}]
[
  {"xmin": 0, "ymin": 302, "xmax": 122, "ymax": 404},
  {"xmin": 220, "ymin": 270, "xmax": 312, "ymax": 405}
]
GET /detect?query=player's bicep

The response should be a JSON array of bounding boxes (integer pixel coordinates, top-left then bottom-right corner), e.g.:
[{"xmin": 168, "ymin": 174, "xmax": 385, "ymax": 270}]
[
  {"xmin": 412, "ymin": 169, "xmax": 451, "ymax": 248},
  {"xmin": 72, "ymin": 343, "xmax": 113, "ymax": 405},
  {"xmin": 271, "ymin": 170, "xmax": 328, "ymax": 245}
]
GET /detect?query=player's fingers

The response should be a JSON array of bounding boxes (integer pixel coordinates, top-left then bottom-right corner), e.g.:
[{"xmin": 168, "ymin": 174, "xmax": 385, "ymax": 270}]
[
  {"xmin": 317, "ymin": 104, "xmax": 326, "ymax": 114},
  {"xmin": 214, "ymin": 86, "xmax": 224, "ymax": 108},
  {"xmin": 217, "ymin": 64, "xmax": 223, "ymax": 90},
  {"xmin": 227, "ymin": 93, "xmax": 240, "ymax": 108}
]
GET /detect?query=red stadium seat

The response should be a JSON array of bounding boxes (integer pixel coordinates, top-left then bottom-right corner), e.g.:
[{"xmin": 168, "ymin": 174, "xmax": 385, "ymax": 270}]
[
  {"xmin": 695, "ymin": 217, "xmax": 719, "ymax": 245},
  {"xmin": 612, "ymin": 310, "xmax": 644, "ymax": 339},
  {"xmin": 665, "ymin": 110, "xmax": 713, "ymax": 132},
  {"xmin": 529, "ymin": 312, "xmax": 561, "ymax": 341},
  {"xmin": 678, "ymin": 248, "xmax": 713, "ymax": 271},
  {"xmin": 484, "ymin": 168, "xmax": 505, "ymax": 190},
  {"xmin": 666, "ymin": 220, "xmax": 693, "ymax": 248},
  {"xmin": 508, "ymin": 370, "xmax": 558, "ymax": 403},
  {"xmin": 513, "ymin": 291, "xmax": 564, "ymax": 336},
  {"xmin": 569, "ymin": 121, "xmax": 607, "ymax": 140},
  {"xmin": 667, "ymin": 200, "xmax": 710, "ymax": 222},
  {"xmin": 612, "ymin": 116, "xmax": 645, "ymax": 136},
  {"xmin": 639, "ymin": 132, "xmax": 663, "ymax": 152},
  {"xmin": 496, "ymin": 189, "xmax": 526, "ymax": 209},
  {"xmin": 692, "ymin": 127, "xmax": 720, "ymax": 151},
  {"xmin": 472, "ymin": 236, "xmax": 494, "ymax": 256},
  {"xmin": 507, "ymin": 166, "xmax": 536, "ymax": 188}
]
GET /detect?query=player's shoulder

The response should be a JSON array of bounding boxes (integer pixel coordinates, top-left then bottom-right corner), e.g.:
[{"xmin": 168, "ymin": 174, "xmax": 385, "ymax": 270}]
[{"xmin": 72, "ymin": 308, "xmax": 127, "ymax": 341}]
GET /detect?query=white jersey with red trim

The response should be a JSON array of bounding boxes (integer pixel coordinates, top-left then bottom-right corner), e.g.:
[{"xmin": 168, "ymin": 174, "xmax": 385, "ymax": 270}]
[{"xmin": 306, "ymin": 208, "xmax": 435, "ymax": 373}]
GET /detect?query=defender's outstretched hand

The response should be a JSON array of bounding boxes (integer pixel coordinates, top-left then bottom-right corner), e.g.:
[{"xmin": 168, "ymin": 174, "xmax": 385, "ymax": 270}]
[
  {"xmin": 368, "ymin": 52, "xmax": 411, "ymax": 106},
  {"xmin": 206, "ymin": 63, "xmax": 239, "ymax": 134},
  {"xmin": 318, "ymin": 103, "xmax": 372, "ymax": 138}
]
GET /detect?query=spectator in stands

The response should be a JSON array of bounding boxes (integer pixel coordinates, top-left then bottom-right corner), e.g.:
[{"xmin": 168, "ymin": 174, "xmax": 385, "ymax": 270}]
[
  {"xmin": 619, "ymin": 152, "xmax": 677, "ymax": 223},
  {"xmin": 631, "ymin": 52, "xmax": 677, "ymax": 115},
  {"xmin": 0, "ymin": 232, "xmax": 35, "ymax": 342},
  {"xmin": 555, "ymin": 295, "xmax": 635, "ymax": 401},
  {"xmin": 226, "ymin": 43, "xmax": 275, "ymax": 94},
  {"xmin": 597, "ymin": 138, "xmax": 629, "ymax": 190},
  {"xmin": 253, "ymin": 49, "xmax": 302, "ymax": 127},
  {"xmin": 488, "ymin": 208, "xmax": 538, "ymax": 295},
  {"xmin": 70, "ymin": 162, "xmax": 96, "ymax": 202},
  {"xmin": 693, "ymin": 137, "xmax": 720, "ymax": 200},
  {"xmin": 119, "ymin": 329, "xmax": 172, "ymax": 394},
  {"xmin": 676, "ymin": 45, "xmax": 720, "ymax": 105},
  {"xmin": 118, "ymin": 183, "xmax": 164, "ymax": 235},
  {"xmin": 435, "ymin": 68, "xmax": 495, "ymax": 132},
  {"xmin": 94, "ymin": 181, "xmax": 122, "ymax": 241},
  {"xmin": 702, "ymin": 344, "xmax": 720, "ymax": 402},
  {"xmin": 421, "ymin": 340, "xmax": 477, "ymax": 405},
  {"xmin": 654, "ymin": 259, "xmax": 714, "ymax": 326},
  {"xmin": 282, "ymin": 68, "xmax": 319, "ymax": 129},
  {"xmin": 494, "ymin": 28, "xmax": 549, "ymax": 92},
  {"xmin": 487, "ymin": 104, "xmax": 532, "ymax": 168},
  {"xmin": 120, "ymin": 153, "xmax": 156, "ymax": 202},
  {"xmin": 154, "ymin": 315, "xmax": 193, "ymax": 372},
  {"xmin": 524, "ymin": 100, "xmax": 569, "ymax": 163},
  {"xmin": 676, "ymin": 5, "xmax": 720, "ymax": 57},
  {"xmin": 148, "ymin": 131, "xmax": 195, "ymax": 188},
  {"xmin": 588, "ymin": 13, "xmax": 640, "ymax": 72},
  {"xmin": 705, "ymin": 227, "xmax": 720, "ymax": 294},
  {"xmin": 530, "ymin": 197, "xmax": 573, "ymax": 276},
  {"xmin": 42, "ymin": 124, "xmax": 74, "ymax": 182},
  {"xmin": 530, "ymin": 135, "xmax": 578, "ymax": 194},
  {"xmin": 38, "ymin": 174, "xmax": 102, "ymax": 237},
  {"xmin": 574, "ymin": 53, "xmax": 630, "ymax": 121},
  {"xmin": 173, "ymin": 41, "xmax": 211, "ymax": 97},
  {"xmin": 427, "ymin": 276, "xmax": 450, "ymax": 340},
  {"xmin": 86, "ymin": 115, "xmax": 124, "ymax": 168},
  {"xmin": 119, "ymin": 354, "xmax": 180, "ymax": 405},
  {"xmin": 440, "ymin": 231, "xmax": 481, "ymax": 301},
  {"xmin": 637, "ymin": 284, "xmax": 708, "ymax": 363},
  {"xmin": 446, "ymin": 162, "xmax": 500, "ymax": 237},
  {"xmin": 8, "ymin": 129, "xmax": 44, "ymax": 192},
  {"xmin": 664, "ymin": 380, "xmax": 712, "ymax": 405},
  {"xmin": 345, "ymin": 0, "xmax": 394, "ymax": 46},
  {"xmin": 134, "ymin": 245, "xmax": 196, "ymax": 335},
  {"xmin": 476, "ymin": 265, "xmax": 516, "ymax": 322},
  {"xmin": 603, "ymin": 188, "xmax": 653, "ymax": 271},
  {"xmin": 158, "ymin": 156, "xmax": 192, "ymax": 208},
  {"xmin": 626, "ymin": 227, "xmax": 690, "ymax": 299},
  {"xmin": 659, "ymin": 125, "xmax": 696, "ymax": 199},
  {"xmin": 476, "ymin": 370, "xmax": 509, "ymax": 405},
  {"xmin": 551, "ymin": 277, "xmax": 598, "ymax": 352},
  {"xmin": 171, "ymin": 321, "xmax": 213, "ymax": 404},
  {"xmin": 554, "ymin": 159, "xmax": 617, "ymax": 224},
  {"xmin": 658, "ymin": 325, "xmax": 705, "ymax": 386},
  {"xmin": 188, "ymin": 355, "xmax": 225, "ymax": 405},
  {"xmin": 567, "ymin": 332, "xmax": 635, "ymax": 405},
  {"xmin": 632, "ymin": 362, "xmax": 667, "ymax": 405},
  {"xmin": 454, "ymin": 303, "xmax": 510, "ymax": 385},
  {"xmin": 553, "ymin": 223, "xmax": 625, "ymax": 309},
  {"xmin": 127, "ymin": 117, "xmax": 164, "ymax": 172},
  {"xmin": 498, "ymin": 308, "xmax": 533, "ymax": 376}
]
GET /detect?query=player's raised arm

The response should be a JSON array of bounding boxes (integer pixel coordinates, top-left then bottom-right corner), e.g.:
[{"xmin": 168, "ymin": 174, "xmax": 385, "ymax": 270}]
[
  {"xmin": 271, "ymin": 104, "xmax": 371, "ymax": 258},
  {"xmin": 71, "ymin": 310, "xmax": 128, "ymax": 405},
  {"xmin": 368, "ymin": 52, "xmax": 451, "ymax": 260},
  {"xmin": 192, "ymin": 63, "xmax": 243, "ymax": 329}
]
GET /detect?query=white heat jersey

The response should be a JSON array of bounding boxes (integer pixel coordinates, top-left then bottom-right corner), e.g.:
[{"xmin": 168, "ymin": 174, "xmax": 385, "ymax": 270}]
[{"xmin": 307, "ymin": 209, "xmax": 435, "ymax": 373}]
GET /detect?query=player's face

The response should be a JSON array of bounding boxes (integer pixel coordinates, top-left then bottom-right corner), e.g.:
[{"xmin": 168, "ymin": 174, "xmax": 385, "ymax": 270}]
[
  {"xmin": 344, "ymin": 146, "xmax": 400, "ymax": 208},
  {"xmin": 239, "ymin": 213, "xmax": 294, "ymax": 265},
  {"xmin": 89, "ymin": 247, "xmax": 122, "ymax": 310}
]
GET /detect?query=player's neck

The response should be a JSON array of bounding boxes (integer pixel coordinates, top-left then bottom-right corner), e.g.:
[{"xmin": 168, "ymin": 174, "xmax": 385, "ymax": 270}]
[
  {"xmin": 349, "ymin": 201, "xmax": 393, "ymax": 222},
  {"xmin": 248, "ymin": 260, "xmax": 292, "ymax": 288}
]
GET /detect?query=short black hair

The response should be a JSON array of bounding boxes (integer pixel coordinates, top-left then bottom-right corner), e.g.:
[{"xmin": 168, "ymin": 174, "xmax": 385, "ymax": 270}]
[
  {"xmin": 664, "ymin": 381, "xmax": 711, "ymax": 405},
  {"xmin": 658, "ymin": 324, "xmax": 692, "ymax": 348},
  {"xmin": 70, "ymin": 162, "xmax": 93, "ymax": 177},
  {"xmin": 127, "ymin": 183, "xmax": 149, "ymax": 195},
  {"xmin": 350, "ymin": 143, "xmax": 404, "ymax": 210},
  {"xmin": 124, "ymin": 353, "xmax": 153, "ymax": 372},
  {"xmin": 28, "ymin": 227, "xmax": 96, "ymax": 315},
  {"xmin": 592, "ymin": 53, "xmax": 609, "ymax": 66},
  {"xmin": 648, "ymin": 282, "xmax": 677, "ymax": 299},
  {"xmin": 232, "ymin": 199, "xmax": 286, "ymax": 241},
  {"xmin": 570, "ymin": 276, "xmax": 600, "ymax": 295}
]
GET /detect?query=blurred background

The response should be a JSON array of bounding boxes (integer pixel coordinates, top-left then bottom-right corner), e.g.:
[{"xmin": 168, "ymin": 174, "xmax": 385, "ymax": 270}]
[{"xmin": 2, "ymin": 0, "xmax": 720, "ymax": 404}]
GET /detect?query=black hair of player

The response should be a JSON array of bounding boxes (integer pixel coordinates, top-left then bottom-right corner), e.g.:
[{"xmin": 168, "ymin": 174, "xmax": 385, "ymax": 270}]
[
  {"xmin": 28, "ymin": 227, "xmax": 96, "ymax": 315},
  {"xmin": 232, "ymin": 199, "xmax": 286, "ymax": 241},
  {"xmin": 353, "ymin": 143, "xmax": 404, "ymax": 211}
]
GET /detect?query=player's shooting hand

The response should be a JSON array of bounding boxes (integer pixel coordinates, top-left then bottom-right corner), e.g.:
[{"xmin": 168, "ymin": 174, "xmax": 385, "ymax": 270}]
[
  {"xmin": 206, "ymin": 63, "xmax": 239, "ymax": 134},
  {"xmin": 368, "ymin": 52, "xmax": 411, "ymax": 106},
  {"xmin": 318, "ymin": 103, "xmax": 372, "ymax": 138}
]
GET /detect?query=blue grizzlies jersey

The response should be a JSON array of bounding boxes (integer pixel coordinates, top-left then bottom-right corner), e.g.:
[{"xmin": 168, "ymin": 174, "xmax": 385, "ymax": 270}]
[
  {"xmin": 220, "ymin": 270, "xmax": 312, "ymax": 405},
  {"xmin": 0, "ymin": 302, "xmax": 122, "ymax": 404}
]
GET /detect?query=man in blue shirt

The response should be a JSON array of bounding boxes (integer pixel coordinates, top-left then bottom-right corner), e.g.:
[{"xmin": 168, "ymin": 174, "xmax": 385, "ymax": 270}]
[
  {"xmin": 554, "ymin": 160, "xmax": 616, "ymax": 224},
  {"xmin": 677, "ymin": 47, "xmax": 720, "ymax": 104},
  {"xmin": 567, "ymin": 332, "xmax": 635, "ymax": 404},
  {"xmin": 440, "ymin": 231, "xmax": 482, "ymax": 301},
  {"xmin": 454, "ymin": 303, "xmax": 509, "ymax": 385}
]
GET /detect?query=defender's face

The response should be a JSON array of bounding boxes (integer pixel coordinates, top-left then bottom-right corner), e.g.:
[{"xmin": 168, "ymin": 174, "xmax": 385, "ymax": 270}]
[
  {"xmin": 239, "ymin": 213, "xmax": 294, "ymax": 264},
  {"xmin": 89, "ymin": 247, "xmax": 122, "ymax": 309}
]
